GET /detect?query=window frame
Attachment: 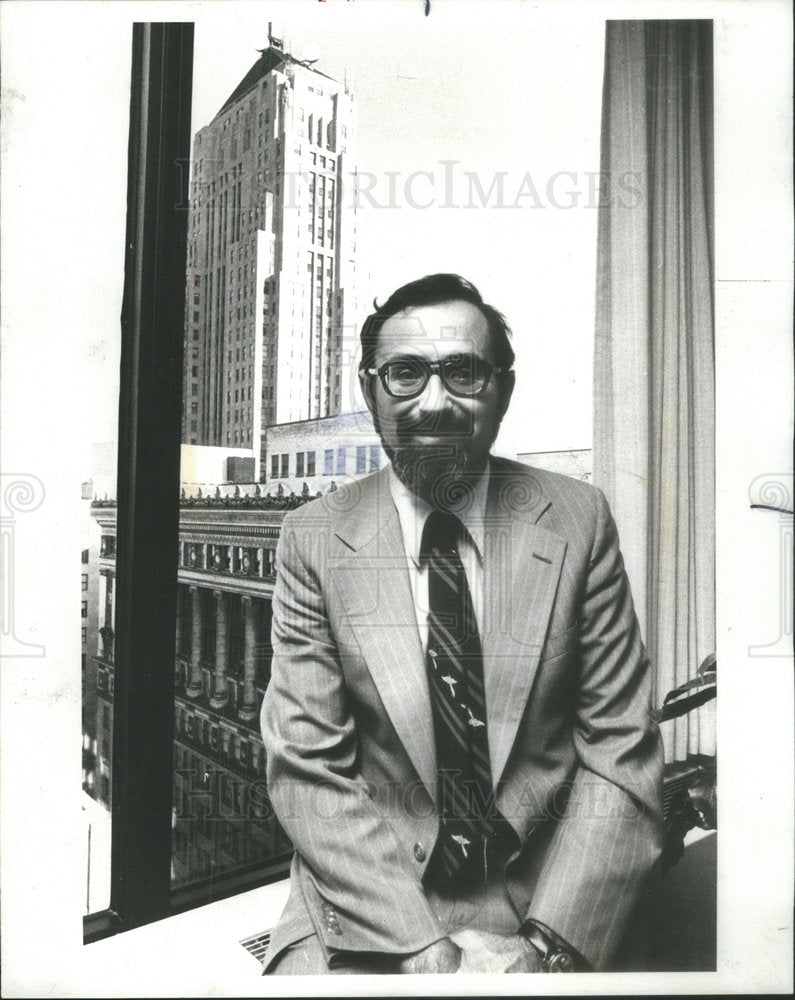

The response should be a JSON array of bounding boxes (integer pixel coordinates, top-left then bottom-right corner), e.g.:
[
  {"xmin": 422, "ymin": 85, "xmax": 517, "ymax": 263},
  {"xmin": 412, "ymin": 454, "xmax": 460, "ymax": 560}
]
[{"xmin": 83, "ymin": 22, "xmax": 291, "ymax": 945}]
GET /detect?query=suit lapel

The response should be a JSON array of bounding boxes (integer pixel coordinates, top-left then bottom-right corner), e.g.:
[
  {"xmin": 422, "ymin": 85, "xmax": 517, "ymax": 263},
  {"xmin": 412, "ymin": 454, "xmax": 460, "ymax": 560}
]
[
  {"xmin": 325, "ymin": 462, "xmax": 566, "ymax": 798},
  {"xmin": 328, "ymin": 470, "xmax": 437, "ymax": 796},
  {"xmin": 481, "ymin": 460, "xmax": 566, "ymax": 787}
]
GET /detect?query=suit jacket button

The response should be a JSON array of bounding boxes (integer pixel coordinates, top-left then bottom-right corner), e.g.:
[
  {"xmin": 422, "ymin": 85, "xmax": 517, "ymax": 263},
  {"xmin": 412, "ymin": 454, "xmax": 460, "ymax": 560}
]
[{"xmin": 413, "ymin": 842, "xmax": 426, "ymax": 862}]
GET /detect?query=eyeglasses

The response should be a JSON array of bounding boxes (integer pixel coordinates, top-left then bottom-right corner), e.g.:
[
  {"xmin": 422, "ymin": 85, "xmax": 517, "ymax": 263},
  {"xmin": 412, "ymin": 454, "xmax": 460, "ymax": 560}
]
[{"xmin": 364, "ymin": 355, "xmax": 511, "ymax": 399}]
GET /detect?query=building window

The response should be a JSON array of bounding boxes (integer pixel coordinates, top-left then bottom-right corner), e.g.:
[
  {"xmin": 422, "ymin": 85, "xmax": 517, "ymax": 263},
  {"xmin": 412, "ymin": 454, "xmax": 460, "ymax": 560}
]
[
  {"xmin": 356, "ymin": 445, "xmax": 366, "ymax": 474},
  {"xmin": 369, "ymin": 444, "xmax": 381, "ymax": 472},
  {"xmin": 280, "ymin": 454, "xmax": 289, "ymax": 478},
  {"xmin": 306, "ymin": 451, "xmax": 316, "ymax": 477},
  {"xmin": 324, "ymin": 448, "xmax": 334, "ymax": 476},
  {"xmin": 271, "ymin": 455, "xmax": 278, "ymax": 479},
  {"xmin": 296, "ymin": 452, "xmax": 305, "ymax": 477},
  {"xmin": 336, "ymin": 447, "xmax": 347, "ymax": 476}
]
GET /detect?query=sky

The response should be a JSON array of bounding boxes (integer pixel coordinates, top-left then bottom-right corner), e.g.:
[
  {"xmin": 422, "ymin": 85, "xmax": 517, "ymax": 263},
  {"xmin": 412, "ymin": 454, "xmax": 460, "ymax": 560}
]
[{"xmin": 188, "ymin": 1, "xmax": 605, "ymax": 457}]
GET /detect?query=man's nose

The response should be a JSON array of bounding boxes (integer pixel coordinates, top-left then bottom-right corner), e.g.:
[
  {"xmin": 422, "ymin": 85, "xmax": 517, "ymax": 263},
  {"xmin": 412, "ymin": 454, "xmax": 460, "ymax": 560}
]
[{"xmin": 415, "ymin": 371, "xmax": 450, "ymax": 417}]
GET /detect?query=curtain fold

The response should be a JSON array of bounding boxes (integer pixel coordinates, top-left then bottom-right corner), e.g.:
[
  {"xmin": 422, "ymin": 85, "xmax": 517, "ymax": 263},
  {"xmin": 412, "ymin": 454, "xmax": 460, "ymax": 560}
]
[{"xmin": 594, "ymin": 21, "xmax": 715, "ymax": 762}]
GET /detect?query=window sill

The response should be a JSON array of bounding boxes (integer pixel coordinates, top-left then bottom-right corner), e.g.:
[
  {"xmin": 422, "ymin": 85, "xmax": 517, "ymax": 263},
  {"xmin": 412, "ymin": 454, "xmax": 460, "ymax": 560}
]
[
  {"xmin": 82, "ymin": 878, "xmax": 289, "ymax": 994},
  {"xmin": 79, "ymin": 832, "xmax": 718, "ymax": 992}
]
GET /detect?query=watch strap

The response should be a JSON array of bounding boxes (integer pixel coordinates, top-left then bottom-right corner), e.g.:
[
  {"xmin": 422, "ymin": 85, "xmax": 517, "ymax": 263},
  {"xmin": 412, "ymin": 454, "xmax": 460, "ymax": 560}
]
[{"xmin": 521, "ymin": 921, "xmax": 579, "ymax": 972}]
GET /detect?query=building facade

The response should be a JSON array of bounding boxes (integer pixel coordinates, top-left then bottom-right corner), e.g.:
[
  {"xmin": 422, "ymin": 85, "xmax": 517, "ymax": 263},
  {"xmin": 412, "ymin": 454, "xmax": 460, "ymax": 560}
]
[
  {"xmin": 88, "ymin": 497, "xmax": 298, "ymax": 888},
  {"xmin": 264, "ymin": 408, "xmax": 386, "ymax": 497},
  {"xmin": 183, "ymin": 34, "xmax": 361, "ymax": 481}
]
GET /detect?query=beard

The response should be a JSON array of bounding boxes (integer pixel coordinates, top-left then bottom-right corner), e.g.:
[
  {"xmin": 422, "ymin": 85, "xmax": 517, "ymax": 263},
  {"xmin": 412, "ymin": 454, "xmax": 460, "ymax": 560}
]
[{"xmin": 378, "ymin": 411, "xmax": 495, "ymax": 512}]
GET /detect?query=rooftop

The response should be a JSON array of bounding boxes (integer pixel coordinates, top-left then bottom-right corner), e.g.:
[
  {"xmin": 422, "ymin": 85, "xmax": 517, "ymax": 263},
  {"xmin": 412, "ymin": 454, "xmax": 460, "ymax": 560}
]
[{"xmin": 214, "ymin": 42, "xmax": 337, "ymax": 121}]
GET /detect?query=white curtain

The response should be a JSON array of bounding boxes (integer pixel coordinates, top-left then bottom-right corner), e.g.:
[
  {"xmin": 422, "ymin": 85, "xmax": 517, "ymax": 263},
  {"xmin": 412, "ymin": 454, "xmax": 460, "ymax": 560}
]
[{"xmin": 593, "ymin": 21, "xmax": 715, "ymax": 762}]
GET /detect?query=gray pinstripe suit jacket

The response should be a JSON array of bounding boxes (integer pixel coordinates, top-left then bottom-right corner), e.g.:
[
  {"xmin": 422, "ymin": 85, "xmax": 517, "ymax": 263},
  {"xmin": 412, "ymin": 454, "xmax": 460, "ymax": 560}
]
[{"xmin": 260, "ymin": 457, "xmax": 664, "ymax": 971}]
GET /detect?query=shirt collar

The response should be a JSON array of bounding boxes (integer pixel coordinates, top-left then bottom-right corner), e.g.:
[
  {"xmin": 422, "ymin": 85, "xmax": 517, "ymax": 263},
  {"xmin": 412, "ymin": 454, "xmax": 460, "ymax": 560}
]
[{"xmin": 388, "ymin": 461, "xmax": 490, "ymax": 568}]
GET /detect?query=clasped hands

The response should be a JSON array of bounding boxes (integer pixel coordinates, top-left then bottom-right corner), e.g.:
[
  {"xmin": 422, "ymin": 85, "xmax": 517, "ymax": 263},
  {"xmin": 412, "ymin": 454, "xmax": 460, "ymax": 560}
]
[{"xmin": 398, "ymin": 929, "xmax": 544, "ymax": 974}]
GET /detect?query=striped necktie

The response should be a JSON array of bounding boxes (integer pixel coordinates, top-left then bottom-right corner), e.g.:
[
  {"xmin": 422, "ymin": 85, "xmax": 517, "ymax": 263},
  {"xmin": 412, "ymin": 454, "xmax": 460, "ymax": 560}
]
[{"xmin": 421, "ymin": 510, "xmax": 508, "ymax": 885}]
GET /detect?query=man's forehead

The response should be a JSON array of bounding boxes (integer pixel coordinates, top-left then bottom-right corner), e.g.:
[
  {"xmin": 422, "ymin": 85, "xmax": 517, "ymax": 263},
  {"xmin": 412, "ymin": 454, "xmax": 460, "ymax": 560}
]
[{"xmin": 377, "ymin": 299, "xmax": 492, "ymax": 356}]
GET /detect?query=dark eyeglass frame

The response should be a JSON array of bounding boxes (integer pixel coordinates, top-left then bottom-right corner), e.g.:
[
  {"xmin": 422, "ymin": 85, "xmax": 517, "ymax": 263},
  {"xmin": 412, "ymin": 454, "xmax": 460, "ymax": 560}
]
[{"xmin": 362, "ymin": 355, "xmax": 512, "ymax": 399}]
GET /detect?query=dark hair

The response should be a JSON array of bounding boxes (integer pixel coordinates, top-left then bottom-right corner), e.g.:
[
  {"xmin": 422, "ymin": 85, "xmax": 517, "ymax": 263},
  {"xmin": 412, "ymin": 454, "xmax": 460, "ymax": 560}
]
[{"xmin": 358, "ymin": 273, "xmax": 515, "ymax": 374}]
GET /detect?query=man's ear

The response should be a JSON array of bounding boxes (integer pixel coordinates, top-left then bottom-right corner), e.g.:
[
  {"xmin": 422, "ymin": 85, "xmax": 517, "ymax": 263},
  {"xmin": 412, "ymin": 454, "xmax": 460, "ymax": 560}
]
[
  {"xmin": 360, "ymin": 370, "xmax": 376, "ymax": 414},
  {"xmin": 497, "ymin": 371, "xmax": 515, "ymax": 422}
]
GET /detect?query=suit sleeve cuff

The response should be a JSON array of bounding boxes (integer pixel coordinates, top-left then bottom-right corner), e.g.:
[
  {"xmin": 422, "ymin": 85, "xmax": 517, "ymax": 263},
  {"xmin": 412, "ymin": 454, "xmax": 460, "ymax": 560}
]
[{"xmin": 326, "ymin": 933, "xmax": 449, "ymax": 971}]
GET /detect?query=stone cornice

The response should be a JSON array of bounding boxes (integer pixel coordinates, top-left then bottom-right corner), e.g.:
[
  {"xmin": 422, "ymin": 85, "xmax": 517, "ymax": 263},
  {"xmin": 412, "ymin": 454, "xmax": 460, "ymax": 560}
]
[
  {"xmin": 179, "ymin": 522, "xmax": 281, "ymax": 543},
  {"xmin": 179, "ymin": 568, "xmax": 276, "ymax": 597},
  {"xmin": 91, "ymin": 505, "xmax": 287, "ymax": 544}
]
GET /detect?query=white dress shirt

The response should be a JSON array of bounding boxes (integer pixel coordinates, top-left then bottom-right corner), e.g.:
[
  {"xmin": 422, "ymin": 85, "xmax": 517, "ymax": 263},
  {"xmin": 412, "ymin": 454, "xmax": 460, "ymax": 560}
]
[{"xmin": 388, "ymin": 463, "xmax": 489, "ymax": 653}]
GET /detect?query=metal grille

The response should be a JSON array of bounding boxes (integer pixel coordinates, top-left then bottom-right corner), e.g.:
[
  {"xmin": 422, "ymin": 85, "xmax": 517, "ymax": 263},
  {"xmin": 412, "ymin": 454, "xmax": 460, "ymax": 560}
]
[
  {"xmin": 239, "ymin": 929, "xmax": 272, "ymax": 964},
  {"xmin": 662, "ymin": 762, "xmax": 702, "ymax": 822}
]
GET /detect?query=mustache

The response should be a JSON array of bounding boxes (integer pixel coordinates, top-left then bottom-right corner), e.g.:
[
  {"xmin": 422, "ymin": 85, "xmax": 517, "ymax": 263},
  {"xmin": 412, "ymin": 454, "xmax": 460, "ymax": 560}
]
[{"xmin": 392, "ymin": 412, "xmax": 474, "ymax": 438}]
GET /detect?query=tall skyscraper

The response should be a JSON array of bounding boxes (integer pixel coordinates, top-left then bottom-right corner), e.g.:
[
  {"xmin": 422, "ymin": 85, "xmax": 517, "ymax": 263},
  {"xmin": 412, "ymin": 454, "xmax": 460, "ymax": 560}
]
[{"xmin": 183, "ymin": 32, "xmax": 360, "ymax": 479}]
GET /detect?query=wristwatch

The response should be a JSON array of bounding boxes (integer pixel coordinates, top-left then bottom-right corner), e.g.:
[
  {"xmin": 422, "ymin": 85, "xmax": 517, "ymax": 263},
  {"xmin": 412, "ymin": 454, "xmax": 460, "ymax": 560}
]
[{"xmin": 521, "ymin": 921, "xmax": 577, "ymax": 972}]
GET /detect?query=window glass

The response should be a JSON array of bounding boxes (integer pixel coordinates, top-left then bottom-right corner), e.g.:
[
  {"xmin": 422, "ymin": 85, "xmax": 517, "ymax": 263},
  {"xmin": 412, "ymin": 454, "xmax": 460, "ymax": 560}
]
[
  {"xmin": 78, "ymin": 27, "xmax": 128, "ymax": 911},
  {"xmin": 64, "ymin": 6, "xmax": 622, "ymax": 948},
  {"xmin": 83, "ymin": 425, "xmax": 120, "ymax": 915}
]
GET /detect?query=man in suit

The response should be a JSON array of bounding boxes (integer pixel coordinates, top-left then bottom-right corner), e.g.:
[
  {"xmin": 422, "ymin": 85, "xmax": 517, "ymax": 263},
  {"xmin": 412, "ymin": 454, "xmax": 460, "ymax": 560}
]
[{"xmin": 260, "ymin": 273, "xmax": 664, "ymax": 975}]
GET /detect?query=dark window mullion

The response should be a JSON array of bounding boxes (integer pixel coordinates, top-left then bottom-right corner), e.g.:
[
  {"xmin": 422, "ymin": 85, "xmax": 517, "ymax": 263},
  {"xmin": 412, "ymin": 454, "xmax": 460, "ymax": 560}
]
[{"xmin": 107, "ymin": 21, "xmax": 194, "ymax": 934}]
